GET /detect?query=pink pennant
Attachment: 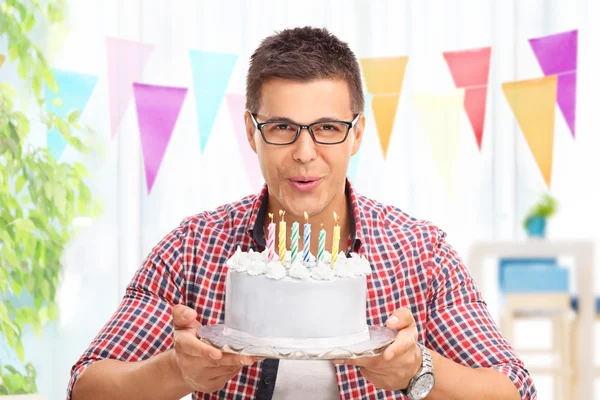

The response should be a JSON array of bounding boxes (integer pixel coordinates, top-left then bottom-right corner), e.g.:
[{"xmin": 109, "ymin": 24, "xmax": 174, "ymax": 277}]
[
  {"xmin": 226, "ymin": 94, "xmax": 263, "ymax": 192},
  {"xmin": 106, "ymin": 37, "xmax": 154, "ymax": 140},
  {"xmin": 133, "ymin": 83, "xmax": 188, "ymax": 194},
  {"xmin": 443, "ymin": 47, "xmax": 491, "ymax": 88},
  {"xmin": 464, "ymin": 87, "xmax": 488, "ymax": 150}
]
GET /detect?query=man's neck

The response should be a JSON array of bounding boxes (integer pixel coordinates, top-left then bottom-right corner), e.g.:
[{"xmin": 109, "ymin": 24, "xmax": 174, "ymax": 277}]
[{"xmin": 265, "ymin": 192, "xmax": 351, "ymax": 253}]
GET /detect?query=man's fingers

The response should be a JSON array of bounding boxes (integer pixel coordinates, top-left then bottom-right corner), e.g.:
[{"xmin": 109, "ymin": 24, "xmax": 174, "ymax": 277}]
[
  {"xmin": 175, "ymin": 330, "xmax": 223, "ymax": 360},
  {"xmin": 332, "ymin": 355, "xmax": 384, "ymax": 368},
  {"xmin": 386, "ymin": 308, "xmax": 415, "ymax": 331},
  {"xmin": 382, "ymin": 327, "xmax": 418, "ymax": 361},
  {"xmin": 172, "ymin": 304, "xmax": 199, "ymax": 329}
]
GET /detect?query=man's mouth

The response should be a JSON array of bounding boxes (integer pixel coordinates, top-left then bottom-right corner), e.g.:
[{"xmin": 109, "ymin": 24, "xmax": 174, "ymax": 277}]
[{"xmin": 289, "ymin": 177, "xmax": 322, "ymax": 192}]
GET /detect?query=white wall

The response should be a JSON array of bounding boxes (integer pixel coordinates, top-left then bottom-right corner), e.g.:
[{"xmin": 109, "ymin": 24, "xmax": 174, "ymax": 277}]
[{"xmin": 1, "ymin": 0, "xmax": 598, "ymax": 399}]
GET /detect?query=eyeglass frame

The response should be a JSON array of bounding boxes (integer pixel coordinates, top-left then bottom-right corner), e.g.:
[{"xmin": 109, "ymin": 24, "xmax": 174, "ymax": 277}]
[{"xmin": 250, "ymin": 113, "xmax": 360, "ymax": 146}]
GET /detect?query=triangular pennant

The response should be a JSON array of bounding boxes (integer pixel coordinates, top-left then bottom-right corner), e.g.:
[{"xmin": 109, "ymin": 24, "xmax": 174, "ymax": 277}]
[
  {"xmin": 360, "ymin": 56, "xmax": 408, "ymax": 94},
  {"xmin": 0, "ymin": 54, "xmax": 5, "ymax": 69},
  {"xmin": 529, "ymin": 30, "xmax": 578, "ymax": 138},
  {"xmin": 371, "ymin": 94, "xmax": 399, "ymax": 159},
  {"xmin": 464, "ymin": 86, "xmax": 488, "ymax": 150},
  {"xmin": 45, "ymin": 69, "xmax": 98, "ymax": 160},
  {"xmin": 443, "ymin": 47, "xmax": 491, "ymax": 88},
  {"xmin": 106, "ymin": 37, "xmax": 154, "ymax": 140},
  {"xmin": 413, "ymin": 91, "xmax": 464, "ymax": 195},
  {"xmin": 225, "ymin": 93, "xmax": 263, "ymax": 193},
  {"xmin": 529, "ymin": 30, "xmax": 577, "ymax": 75},
  {"xmin": 502, "ymin": 76, "xmax": 557, "ymax": 188},
  {"xmin": 133, "ymin": 83, "xmax": 187, "ymax": 194},
  {"xmin": 46, "ymin": 24, "xmax": 71, "ymax": 63},
  {"xmin": 189, "ymin": 51, "xmax": 237, "ymax": 153},
  {"xmin": 557, "ymin": 71, "xmax": 576, "ymax": 137},
  {"xmin": 347, "ymin": 94, "xmax": 372, "ymax": 181}
]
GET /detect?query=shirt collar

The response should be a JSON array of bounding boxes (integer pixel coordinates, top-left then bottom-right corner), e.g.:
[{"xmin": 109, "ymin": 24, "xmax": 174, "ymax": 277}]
[{"xmin": 245, "ymin": 179, "xmax": 367, "ymax": 256}]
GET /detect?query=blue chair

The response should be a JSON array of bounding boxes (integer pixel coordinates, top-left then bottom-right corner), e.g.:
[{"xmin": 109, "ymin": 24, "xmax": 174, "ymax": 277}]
[{"xmin": 498, "ymin": 258, "xmax": 573, "ymax": 399}]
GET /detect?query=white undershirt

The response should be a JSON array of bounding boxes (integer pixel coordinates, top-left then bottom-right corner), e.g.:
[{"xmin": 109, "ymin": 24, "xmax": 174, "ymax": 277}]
[{"xmin": 272, "ymin": 360, "xmax": 340, "ymax": 400}]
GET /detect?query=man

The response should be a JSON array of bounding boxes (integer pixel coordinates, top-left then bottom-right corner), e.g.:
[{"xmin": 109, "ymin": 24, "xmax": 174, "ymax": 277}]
[{"xmin": 69, "ymin": 27, "xmax": 536, "ymax": 400}]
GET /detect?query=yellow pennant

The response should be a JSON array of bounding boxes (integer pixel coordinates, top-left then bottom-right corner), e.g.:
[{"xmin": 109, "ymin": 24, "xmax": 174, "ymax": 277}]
[{"xmin": 502, "ymin": 75, "xmax": 557, "ymax": 188}]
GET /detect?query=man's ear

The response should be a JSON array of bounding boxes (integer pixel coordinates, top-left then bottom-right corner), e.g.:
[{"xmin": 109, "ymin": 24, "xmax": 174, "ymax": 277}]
[
  {"xmin": 351, "ymin": 113, "xmax": 365, "ymax": 156},
  {"xmin": 244, "ymin": 111, "xmax": 258, "ymax": 154}
]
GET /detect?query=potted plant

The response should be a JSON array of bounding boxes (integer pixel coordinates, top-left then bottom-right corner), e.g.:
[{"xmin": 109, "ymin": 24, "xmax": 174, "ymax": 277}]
[
  {"xmin": 0, "ymin": 0, "xmax": 100, "ymax": 395},
  {"xmin": 522, "ymin": 193, "xmax": 558, "ymax": 238}
]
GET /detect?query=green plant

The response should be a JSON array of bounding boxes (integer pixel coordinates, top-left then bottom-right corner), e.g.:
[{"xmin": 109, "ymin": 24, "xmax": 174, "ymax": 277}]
[
  {"xmin": 523, "ymin": 193, "xmax": 558, "ymax": 229},
  {"xmin": 1, "ymin": 0, "xmax": 101, "ymax": 394}
]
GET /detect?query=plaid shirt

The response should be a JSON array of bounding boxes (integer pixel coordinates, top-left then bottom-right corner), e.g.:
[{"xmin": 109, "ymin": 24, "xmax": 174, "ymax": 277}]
[{"xmin": 68, "ymin": 181, "xmax": 536, "ymax": 399}]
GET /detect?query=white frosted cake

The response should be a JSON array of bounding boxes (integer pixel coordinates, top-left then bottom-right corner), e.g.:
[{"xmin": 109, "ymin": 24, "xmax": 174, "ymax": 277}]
[{"xmin": 224, "ymin": 247, "xmax": 372, "ymax": 349}]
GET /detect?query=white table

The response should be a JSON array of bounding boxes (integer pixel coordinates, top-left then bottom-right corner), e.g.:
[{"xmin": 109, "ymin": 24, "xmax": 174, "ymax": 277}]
[{"xmin": 468, "ymin": 240, "xmax": 595, "ymax": 400}]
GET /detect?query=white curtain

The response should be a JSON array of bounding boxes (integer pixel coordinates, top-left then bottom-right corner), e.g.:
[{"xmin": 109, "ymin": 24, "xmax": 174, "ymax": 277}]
[{"xmin": 3, "ymin": 0, "xmax": 599, "ymax": 398}]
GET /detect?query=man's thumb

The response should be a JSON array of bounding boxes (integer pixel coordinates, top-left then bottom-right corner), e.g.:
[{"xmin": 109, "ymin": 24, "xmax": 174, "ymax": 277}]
[{"xmin": 172, "ymin": 304, "xmax": 198, "ymax": 328}]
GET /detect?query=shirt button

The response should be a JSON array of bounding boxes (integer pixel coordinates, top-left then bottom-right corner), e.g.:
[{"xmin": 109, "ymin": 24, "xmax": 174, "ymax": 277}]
[{"xmin": 264, "ymin": 376, "xmax": 273, "ymax": 385}]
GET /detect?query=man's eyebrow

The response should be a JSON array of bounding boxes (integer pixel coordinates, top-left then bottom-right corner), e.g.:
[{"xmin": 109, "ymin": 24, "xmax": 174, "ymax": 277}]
[{"xmin": 262, "ymin": 116, "xmax": 347, "ymax": 124}]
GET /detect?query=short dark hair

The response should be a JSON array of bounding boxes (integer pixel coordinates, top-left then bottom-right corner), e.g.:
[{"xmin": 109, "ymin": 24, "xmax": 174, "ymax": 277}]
[{"xmin": 246, "ymin": 26, "xmax": 364, "ymax": 115}]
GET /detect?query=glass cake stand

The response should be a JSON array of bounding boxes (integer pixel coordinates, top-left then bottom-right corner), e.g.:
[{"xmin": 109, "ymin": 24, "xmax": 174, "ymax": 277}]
[{"xmin": 197, "ymin": 325, "xmax": 397, "ymax": 360}]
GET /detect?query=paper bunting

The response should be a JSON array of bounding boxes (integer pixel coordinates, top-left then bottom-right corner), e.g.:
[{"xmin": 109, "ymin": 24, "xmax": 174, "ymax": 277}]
[
  {"xmin": 529, "ymin": 30, "xmax": 577, "ymax": 137},
  {"xmin": 133, "ymin": 83, "xmax": 188, "ymax": 194},
  {"xmin": 106, "ymin": 37, "xmax": 154, "ymax": 140},
  {"xmin": 502, "ymin": 76, "xmax": 557, "ymax": 188},
  {"xmin": 0, "ymin": 54, "xmax": 5, "ymax": 69},
  {"xmin": 46, "ymin": 24, "xmax": 71, "ymax": 63},
  {"xmin": 413, "ymin": 91, "xmax": 464, "ymax": 196},
  {"xmin": 360, "ymin": 56, "xmax": 408, "ymax": 159},
  {"xmin": 225, "ymin": 93, "xmax": 263, "ymax": 192},
  {"xmin": 45, "ymin": 69, "xmax": 98, "ymax": 160},
  {"xmin": 189, "ymin": 50, "xmax": 237, "ymax": 153},
  {"xmin": 443, "ymin": 47, "xmax": 491, "ymax": 150}
]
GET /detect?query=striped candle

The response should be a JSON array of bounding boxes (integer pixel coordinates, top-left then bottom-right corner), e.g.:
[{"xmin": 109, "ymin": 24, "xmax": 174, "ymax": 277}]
[
  {"xmin": 267, "ymin": 213, "xmax": 275, "ymax": 261},
  {"xmin": 290, "ymin": 221, "xmax": 299, "ymax": 265},
  {"xmin": 331, "ymin": 212, "xmax": 340, "ymax": 269},
  {"xmin": 317, "ymin": 224, "xmax": 326, "ymax": 265},
  {"xmin": 302, "ymin": 212, "xmax": 311, "ymax": 264},
  {"xmin": 278, "ymin": 210, "xmax": 286, "ymax": 263}
]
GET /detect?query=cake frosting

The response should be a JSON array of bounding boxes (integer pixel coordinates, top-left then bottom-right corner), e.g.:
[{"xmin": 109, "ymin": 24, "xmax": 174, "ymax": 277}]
[{"xmin": 224, "ymin": 246, "xmax": 372, "ymax": 349}]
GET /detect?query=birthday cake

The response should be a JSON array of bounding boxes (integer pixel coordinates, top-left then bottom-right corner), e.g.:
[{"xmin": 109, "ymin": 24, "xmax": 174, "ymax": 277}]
[{"xmin": 224, "ymin": 247, "xmax": 372, "ymax": 349}]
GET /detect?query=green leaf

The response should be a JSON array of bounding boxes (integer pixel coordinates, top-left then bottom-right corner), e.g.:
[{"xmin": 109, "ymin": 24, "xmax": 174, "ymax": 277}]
[
  {"xmin": 67, "ymin": 109, "xmax": 81, "ymax": 124},
  {"xmin": 11, "ymin": 280, "xmax": 21, "ymax": 296},
  {"xmin": 2, "ymin": 245, "xmax": 19, "ymax": 268},
  {"xmin": 48, "ymin": 302, "xmax": 59, "ymax": 321},
  {"xmin": 15, "ymin": 174, "xmax": 25, "ymax": 194},
  {"xmin": 51, "ymin": 96, "xmax": 63, "ymax": 107},
  {"xmin": 53, "ymin": 184, "xmax": 66, "ymax": 214}
]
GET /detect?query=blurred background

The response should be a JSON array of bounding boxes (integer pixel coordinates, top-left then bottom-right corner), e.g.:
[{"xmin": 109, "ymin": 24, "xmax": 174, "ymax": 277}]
[{"xmin": 0, "ymin": 0, "xmax": 598, "ymax": 399}]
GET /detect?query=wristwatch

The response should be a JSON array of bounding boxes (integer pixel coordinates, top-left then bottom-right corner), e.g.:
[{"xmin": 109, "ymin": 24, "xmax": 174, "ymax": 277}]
[{"xmin": 402, "ymin": 343, "xmax": 435, "ymax": 400}]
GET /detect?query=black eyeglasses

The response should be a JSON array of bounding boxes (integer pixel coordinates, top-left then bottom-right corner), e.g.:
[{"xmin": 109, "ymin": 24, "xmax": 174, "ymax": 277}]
[{"xmin": 250, "ymin": 113, "xmax": 360, "ymax": 145}]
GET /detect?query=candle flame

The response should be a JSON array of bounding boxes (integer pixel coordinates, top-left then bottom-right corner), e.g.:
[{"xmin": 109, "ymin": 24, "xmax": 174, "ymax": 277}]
[
  {"xmin": 268, "ymin": 213, "xmax": 274, "ymax": 223},
  {"xmin": 279, "ymin": 210, "xmax": 285, "ymax": 220},
  {"xmin": 333, "ymin": 211, "xmax": 339, "ymax": 223},
  {"xmin": 304, "ymin": 211, "xmax": 309, "ymax": 220}
]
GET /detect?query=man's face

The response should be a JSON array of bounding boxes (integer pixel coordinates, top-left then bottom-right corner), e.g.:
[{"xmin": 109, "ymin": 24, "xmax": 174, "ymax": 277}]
[{"xmin": 245, "ymin": 78, "xmax": 364, "ymax": 218}]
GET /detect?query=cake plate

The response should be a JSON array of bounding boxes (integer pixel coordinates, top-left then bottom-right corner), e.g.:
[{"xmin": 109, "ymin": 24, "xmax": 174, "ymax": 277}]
[{"xmin": 197, "ymin": 325, "xmax": 397, "ymax": 360}]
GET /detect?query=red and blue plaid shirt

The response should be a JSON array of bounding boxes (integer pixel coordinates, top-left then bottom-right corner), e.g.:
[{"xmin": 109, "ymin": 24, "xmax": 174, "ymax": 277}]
[{"xmin": 68, "ymin": 181, "xmax": 536, "ymax": 399}]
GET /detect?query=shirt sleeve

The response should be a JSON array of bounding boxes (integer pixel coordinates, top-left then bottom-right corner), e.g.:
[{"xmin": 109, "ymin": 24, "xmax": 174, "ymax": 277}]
[
  {"xmin": 66, "ymin": 226, "xmax": 187, "ymax": 399},
  {"xmin": 424, "ymin": 229, "xmax": 537, "ymax": 400}
]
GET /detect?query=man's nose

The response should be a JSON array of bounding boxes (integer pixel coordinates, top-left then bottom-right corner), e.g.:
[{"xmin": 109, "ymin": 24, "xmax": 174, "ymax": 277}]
[{"xmin": 292, "ymin": 127, "xmax": 318, "ymax": 164}]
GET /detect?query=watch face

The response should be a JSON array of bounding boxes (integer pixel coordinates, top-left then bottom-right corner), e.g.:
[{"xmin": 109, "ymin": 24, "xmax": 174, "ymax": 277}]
[{"xmin": 411, "ymin": 373, "xmax": 435, "ymax": 399}]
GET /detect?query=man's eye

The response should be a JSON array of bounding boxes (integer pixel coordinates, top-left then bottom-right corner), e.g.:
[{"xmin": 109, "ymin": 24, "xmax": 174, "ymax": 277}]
[
  {"xmin": 275, "ymin": 124, "xmax": 293, "ymax": 131},
  {"xmin": 318, "ymin": 124, "xmax": 341, "ymax": 132}
]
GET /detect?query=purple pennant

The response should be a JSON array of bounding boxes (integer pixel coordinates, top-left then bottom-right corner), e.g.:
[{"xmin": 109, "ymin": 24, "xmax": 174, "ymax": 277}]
[
  {"xmin": 133, "ymin": 83, "xmax": 188, "ymax": 194},
  {"xmin": 529, "ymin": 30, "xmax": 578, "ymax": 138}
]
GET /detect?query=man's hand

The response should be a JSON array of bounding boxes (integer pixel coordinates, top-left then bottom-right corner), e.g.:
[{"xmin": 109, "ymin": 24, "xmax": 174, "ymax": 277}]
[
  {"xmin": 172, "ymin": 304, "xmax": 260, "ymax": 393},
  {"xmin": 333, "ymin": 308, "xmax": 422, "ymax": 391}
]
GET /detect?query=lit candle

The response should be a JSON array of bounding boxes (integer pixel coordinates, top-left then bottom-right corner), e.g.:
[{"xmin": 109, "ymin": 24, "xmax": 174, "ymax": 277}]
[
  {"xmin": 291, "ymin": 221, "xmax": 299, "ymax": 265},
  {"xmin": 302, "ymin": 212, "xmax": 311, "ymax": 265},
  {"xmin": 267, "ymin": 213, "xmax": 276, "ymax": 262},
  {"xmin": 317, "ymin": 223, "xmax": 326, "ymax": 265},
  {"xmin": 278, "ymin": 210, "xmax": 286, "ymax": 263},
  {"xmin": 331, "ymin": 211, "xmax": 340, "ymax": 269}
]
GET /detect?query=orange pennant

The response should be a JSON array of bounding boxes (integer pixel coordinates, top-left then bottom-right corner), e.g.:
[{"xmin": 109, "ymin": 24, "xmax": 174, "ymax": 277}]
[
  {"xmin": 360, "ymin": 56, "xmax": 408, "ymax": 94},
  {"xmin": 502, "ymin": 76, "xmax": 557, "ymax": 188},
  {"xmin": 371, "ymin": 94, "xmax": 400, "ymax": 159},
  {"xmin": 0, "ymin": 54, "xmax": 5, "ymax": 69}
]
